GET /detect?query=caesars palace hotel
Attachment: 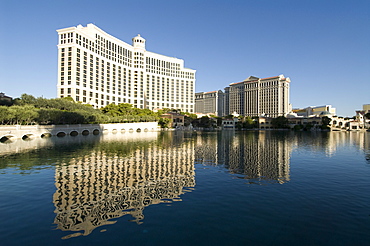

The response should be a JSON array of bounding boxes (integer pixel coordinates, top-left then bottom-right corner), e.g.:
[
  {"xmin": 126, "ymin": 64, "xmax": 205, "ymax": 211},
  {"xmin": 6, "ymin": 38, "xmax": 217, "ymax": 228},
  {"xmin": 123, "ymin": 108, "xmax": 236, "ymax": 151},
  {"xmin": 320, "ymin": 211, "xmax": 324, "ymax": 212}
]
[{"xmin": 57, "ymin": 24, "xmax": 196, "ymax": 112}]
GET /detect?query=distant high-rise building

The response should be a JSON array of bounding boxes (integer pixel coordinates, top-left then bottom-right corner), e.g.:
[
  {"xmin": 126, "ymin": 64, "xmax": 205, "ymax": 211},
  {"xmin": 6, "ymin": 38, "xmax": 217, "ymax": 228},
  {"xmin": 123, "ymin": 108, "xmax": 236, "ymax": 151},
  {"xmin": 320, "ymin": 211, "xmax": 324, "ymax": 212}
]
[
  {"xmin": 56, "ymin": 24, "xmax": 196, "ymax": 112},
  {"xmin": 363, "ymin": 104, "xmax": 370, "ymax": 114},
  {"xmin": 195, "ymin": 90, "xmax": 224, "ymax": 116},
  {"xmin": 224, "ymin": 87, "xmax": 230, "ymax": 116},
  {"xmin": 225, "ymin": 75, "xmax": 291, "ymax": 118}
]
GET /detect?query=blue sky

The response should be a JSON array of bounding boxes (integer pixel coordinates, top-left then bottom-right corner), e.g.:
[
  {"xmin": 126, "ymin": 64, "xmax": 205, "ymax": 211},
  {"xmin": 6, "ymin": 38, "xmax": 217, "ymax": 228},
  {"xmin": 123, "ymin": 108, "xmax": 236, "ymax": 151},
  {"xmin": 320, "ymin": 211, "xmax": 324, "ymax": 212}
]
[{"xmin": 0, "ymin": 0, "xmax": 369, "ymax": 116}]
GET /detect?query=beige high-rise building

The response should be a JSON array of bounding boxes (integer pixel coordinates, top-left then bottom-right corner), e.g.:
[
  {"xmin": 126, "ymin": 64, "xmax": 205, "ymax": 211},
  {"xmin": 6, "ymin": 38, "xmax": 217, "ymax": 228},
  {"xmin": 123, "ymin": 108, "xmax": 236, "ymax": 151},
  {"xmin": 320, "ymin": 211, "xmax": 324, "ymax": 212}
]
[
  {"xmin": 363, "ymin": 104, "xmax": 370, "ymax": 113},
  {"xmin": 225, "ymin": 74, "xmax": 291, "ymax": 118},
  {"xmin": 195, "ymin": 90, "xmax": 224, "ymax": 116},
  {"xmin": 56, "ymin": 24, "xmax": 196, "ymax": 112}
]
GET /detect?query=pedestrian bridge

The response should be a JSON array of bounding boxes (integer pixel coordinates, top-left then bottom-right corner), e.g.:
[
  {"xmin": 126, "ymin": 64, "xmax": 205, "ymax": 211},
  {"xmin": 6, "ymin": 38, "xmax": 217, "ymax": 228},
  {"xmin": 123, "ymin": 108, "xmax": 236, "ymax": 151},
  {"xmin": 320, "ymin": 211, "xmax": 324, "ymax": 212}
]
[{"xmin": 0, "ymin": 122, "xmax": 159, "ymax": 142}]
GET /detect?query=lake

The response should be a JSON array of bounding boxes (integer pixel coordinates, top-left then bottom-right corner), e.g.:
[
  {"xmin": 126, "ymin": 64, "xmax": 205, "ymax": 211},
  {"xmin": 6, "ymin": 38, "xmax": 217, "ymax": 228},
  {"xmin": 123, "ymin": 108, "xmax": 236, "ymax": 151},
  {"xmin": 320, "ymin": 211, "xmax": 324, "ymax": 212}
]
[{"xmin": 0, "ymin": 130, "xmax": 369, "ymax": 245}]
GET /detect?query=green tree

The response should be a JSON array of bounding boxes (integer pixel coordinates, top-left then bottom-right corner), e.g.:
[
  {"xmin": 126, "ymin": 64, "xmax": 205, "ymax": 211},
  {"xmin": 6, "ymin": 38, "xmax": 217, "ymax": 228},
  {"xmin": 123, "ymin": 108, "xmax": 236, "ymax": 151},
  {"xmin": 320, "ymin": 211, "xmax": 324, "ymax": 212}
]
[
  {"xmin": 101, "ymin": 103, "xmax": 120, "ymax": 116},
  {"xmin": 197, "ymin": 116, "xmax": 216, "ymax": 128},
  {"xmin": 18, "ymin": 94, "xmax": 37, "ymax": 105},
  {"xmin": 243, "ymin": 116, "xmax": 256, "ymax": 129},
  {"xmin": 271, "ymin": 116, "xmax": 289, "ymax": 129},
  {"xmin": 304, "ymin": 123, "xmax": 314, "ymax": 131},
  {"xmin": 2, "ymin": 93, "xmax": 164, "ymax": 125},
  {"xmin": 61, "ymin": 96, "xmax": 75, "ymax": 102},
  {"xmin": 321, "ymin": 116, "xmax": 332, "ymax": 130},
  {"xmin": 158, "ymin": 117, "xmax": 171, "ymax": 128},
  {"xmin": 293, "ymin": 124, "xmax": 304, "ymax": 131},
  {"xmin": 0, "ymin": 106, "xmax": 12, "ymax": 124},
  {"xmin": 8, "ymin": 105, "xmax": 38, "ymax": 125}
]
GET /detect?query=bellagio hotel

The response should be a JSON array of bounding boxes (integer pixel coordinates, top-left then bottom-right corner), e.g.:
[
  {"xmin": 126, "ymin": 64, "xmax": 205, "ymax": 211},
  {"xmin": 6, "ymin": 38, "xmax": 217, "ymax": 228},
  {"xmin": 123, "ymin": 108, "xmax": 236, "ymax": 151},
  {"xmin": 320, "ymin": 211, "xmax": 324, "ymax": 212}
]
[{"xmin": 57, "ymin": 24, "xmax": 196, "ymax": 112}]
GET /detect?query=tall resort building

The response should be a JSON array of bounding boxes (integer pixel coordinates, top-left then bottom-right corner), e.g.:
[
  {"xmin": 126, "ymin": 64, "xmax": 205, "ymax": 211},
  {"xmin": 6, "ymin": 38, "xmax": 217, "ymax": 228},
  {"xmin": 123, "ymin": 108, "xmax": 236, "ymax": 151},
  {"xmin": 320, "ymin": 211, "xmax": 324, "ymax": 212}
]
[
  {"xmin": 195, "ymin": 90, "xmax": 225, "ymax": 117},
  {"xmin": 56, "ymin": 24, "xmax": 196, "ymax": 112},
  {"xmin": 225, "ymin": 75, "xmax": 291, "ymax": 118}
]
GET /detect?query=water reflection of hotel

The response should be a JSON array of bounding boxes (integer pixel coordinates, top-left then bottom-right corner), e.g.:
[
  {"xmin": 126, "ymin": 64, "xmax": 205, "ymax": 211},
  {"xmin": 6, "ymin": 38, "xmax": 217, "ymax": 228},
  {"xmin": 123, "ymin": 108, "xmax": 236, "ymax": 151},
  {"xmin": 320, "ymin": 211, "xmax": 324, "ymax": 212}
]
[
  {"xmin": 53, "ymin": 134, "xmax": 195, "ymax": 239},
  {"xmin": 293, "ymin": 131, "xmax": 370, "ymax": 157},
  {"xmin": 195, "ymin": 131, "xmax": 291, "ymax": 184}
]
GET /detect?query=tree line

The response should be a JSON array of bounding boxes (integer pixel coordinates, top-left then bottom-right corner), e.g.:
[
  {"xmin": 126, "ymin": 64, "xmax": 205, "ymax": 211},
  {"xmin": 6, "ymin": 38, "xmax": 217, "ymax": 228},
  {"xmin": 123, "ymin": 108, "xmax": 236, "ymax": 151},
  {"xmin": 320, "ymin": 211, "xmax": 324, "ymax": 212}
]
[
  {"xmin": 3, "ymin": 94, "xmax": 367, "ymax": 128},
  {"xmin": 0, "ymin": 94, "xmax": 161, "ymax": 125}
]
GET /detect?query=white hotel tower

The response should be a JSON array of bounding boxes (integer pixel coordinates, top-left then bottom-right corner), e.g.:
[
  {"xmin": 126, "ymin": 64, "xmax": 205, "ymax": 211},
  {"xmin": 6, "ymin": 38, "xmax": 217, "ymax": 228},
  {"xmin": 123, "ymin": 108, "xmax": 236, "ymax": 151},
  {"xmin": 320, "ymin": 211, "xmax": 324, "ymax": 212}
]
[{"xmin": 56, "ymin": 24, "xmax": 196, "ymax": 112}]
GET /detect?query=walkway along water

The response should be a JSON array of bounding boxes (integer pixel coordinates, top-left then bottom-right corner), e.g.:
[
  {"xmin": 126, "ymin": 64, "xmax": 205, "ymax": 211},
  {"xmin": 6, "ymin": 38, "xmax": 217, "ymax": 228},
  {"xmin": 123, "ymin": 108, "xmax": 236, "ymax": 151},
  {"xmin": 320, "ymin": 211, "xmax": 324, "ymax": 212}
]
[{"xmin": 0, "ymin": 122, "xmax": 159, "ymax": 142}]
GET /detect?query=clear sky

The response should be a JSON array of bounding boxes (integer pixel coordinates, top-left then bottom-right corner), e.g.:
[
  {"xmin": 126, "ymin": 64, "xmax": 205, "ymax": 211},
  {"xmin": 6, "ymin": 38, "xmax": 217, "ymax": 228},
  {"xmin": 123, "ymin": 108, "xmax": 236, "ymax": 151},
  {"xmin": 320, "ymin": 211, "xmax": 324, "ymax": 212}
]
[{"xmin": 1, "ymin": 0, "xmax": 369, "ymax": 116}]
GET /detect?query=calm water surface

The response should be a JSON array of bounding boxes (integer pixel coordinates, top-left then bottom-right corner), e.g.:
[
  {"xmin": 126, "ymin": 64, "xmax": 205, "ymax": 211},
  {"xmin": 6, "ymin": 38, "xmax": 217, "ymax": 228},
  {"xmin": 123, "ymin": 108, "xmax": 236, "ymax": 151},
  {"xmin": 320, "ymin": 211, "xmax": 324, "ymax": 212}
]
[{"xmin": 0, "ymin": 131, "xmax": 369, "ymax": 246}]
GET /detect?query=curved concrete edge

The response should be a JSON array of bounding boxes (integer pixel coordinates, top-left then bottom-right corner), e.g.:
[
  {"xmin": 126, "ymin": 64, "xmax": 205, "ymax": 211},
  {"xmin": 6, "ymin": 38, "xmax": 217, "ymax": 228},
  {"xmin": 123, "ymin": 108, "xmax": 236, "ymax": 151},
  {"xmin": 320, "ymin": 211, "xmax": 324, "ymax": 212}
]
[{"xmin": 0, "ymin": 122, "xmax": 160, "ymax": 141}]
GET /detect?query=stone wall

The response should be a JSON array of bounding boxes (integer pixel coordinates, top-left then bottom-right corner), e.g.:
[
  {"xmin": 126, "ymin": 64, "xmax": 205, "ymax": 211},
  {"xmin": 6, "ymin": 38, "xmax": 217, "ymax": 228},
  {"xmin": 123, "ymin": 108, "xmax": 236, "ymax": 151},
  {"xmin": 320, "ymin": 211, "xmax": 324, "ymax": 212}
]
[{"xmin": 0, "ymin": 122, "xmax": 159, "ymax": 141}]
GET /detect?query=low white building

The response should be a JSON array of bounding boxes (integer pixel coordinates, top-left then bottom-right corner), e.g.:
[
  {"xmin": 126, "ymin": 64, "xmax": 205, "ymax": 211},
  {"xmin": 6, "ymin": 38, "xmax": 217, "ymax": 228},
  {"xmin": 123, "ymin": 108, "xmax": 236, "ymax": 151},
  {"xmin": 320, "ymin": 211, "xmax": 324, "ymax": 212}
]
[
  {"xmin": 222, "ymin": 118, "xmax": 238, "ymax": 129},
  {"xmin": 292, "ymin": 105, "xmax": 336, "ymax": 117}
]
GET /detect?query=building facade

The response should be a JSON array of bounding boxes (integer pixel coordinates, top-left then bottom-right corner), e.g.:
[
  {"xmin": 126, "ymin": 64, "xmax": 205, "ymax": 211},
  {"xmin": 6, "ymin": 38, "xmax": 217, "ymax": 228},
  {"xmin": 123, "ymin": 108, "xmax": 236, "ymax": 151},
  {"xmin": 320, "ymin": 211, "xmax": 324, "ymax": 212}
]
[
  {"xmin": 225, "ymin": 75, "xmax": 291, "ymax": 118},
  {"xmin": 363, "ymin": 104, "xmax": 370, "ymax": 114},
  {"xmin": 56, "ymin": 24, "xmax": 196, "ymax": 112},
  {"xmin": 0, "ymin": 92, "xmax": 12, "ymax": 105},
  {"xmin": 292, "ymin": 105, "xmax": 336, "ymax": 117},
  {"xmin": 195, "ymin": 90, "xmax": 224, "ymax": 116}
]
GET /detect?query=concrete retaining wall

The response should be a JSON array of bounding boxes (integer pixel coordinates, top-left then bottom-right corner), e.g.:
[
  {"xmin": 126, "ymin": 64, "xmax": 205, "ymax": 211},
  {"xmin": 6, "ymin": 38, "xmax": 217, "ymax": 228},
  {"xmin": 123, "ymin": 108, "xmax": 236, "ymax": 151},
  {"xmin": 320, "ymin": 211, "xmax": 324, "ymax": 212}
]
[{"xmin": 0, "ymin": 122, "xmax": 159, "ymax": 141}]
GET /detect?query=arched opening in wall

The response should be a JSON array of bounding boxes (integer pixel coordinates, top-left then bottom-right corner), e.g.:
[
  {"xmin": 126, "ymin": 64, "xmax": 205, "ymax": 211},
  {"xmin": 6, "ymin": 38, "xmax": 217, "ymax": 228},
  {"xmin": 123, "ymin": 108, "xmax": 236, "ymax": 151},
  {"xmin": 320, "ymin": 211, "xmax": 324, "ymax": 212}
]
[
  {"xmin": 82, "ymin": 130, "xmax": 89, "ymax": 136},
  {"xmin": 136, "ymin": 128, "xmax": 141, "ymax": 132},
  {"xmin": 22, "ymin": 134, "xmax": 34, "ymax": 141},
  {"xmin": 144, "ymin": 128, "xmax": 148, "ymax": 132},
  {"xmin": 57, "ymin": 132, "xmax": 66, "ymax": 137},
  {"xmin": 41, "ymin": 133, "xmax": 51, "ymax": 138},
  {"xmin": 121, "ymin": 128, "xmax": 126, "ymax": 133},
  {"xmin": 70, "ymin": 131, "xmax": 78, "ymax": 136},
  {"xmin": 129, "ymin": 128, "xmax": 134, "ymax": 133},
  {"xmin": 93, "ymin": 129, "xmax": 100, "ymax": 135},
  {"xmin": 112, "ymin": 129, "xmax": 118, "ymax": 134},
  {"xmin": 103, "ymin": 129, "xmax": 109, "ymax": 134},
  {"xmin": 0, "ymin": 135, "xmax": 14, "ymax": 143}
]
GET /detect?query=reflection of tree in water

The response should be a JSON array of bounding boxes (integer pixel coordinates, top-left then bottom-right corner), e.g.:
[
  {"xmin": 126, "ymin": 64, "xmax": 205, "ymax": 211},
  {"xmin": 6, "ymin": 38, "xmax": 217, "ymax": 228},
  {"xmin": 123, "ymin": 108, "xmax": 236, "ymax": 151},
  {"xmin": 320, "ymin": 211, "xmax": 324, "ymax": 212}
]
[
  {"xmin": 365, "ymin": 153, "xmax": 370, "ymax": 164},
  {"xmin": 0, "ymin": 135, "xmax": 102, "ymax": 173},
  {"xmin": 0, "ymin": 133, "xmax": 157, "ymax": 173},
  {"xmin": 53, "ymin": 138, "xmax": 195, "ymax": 239}
]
